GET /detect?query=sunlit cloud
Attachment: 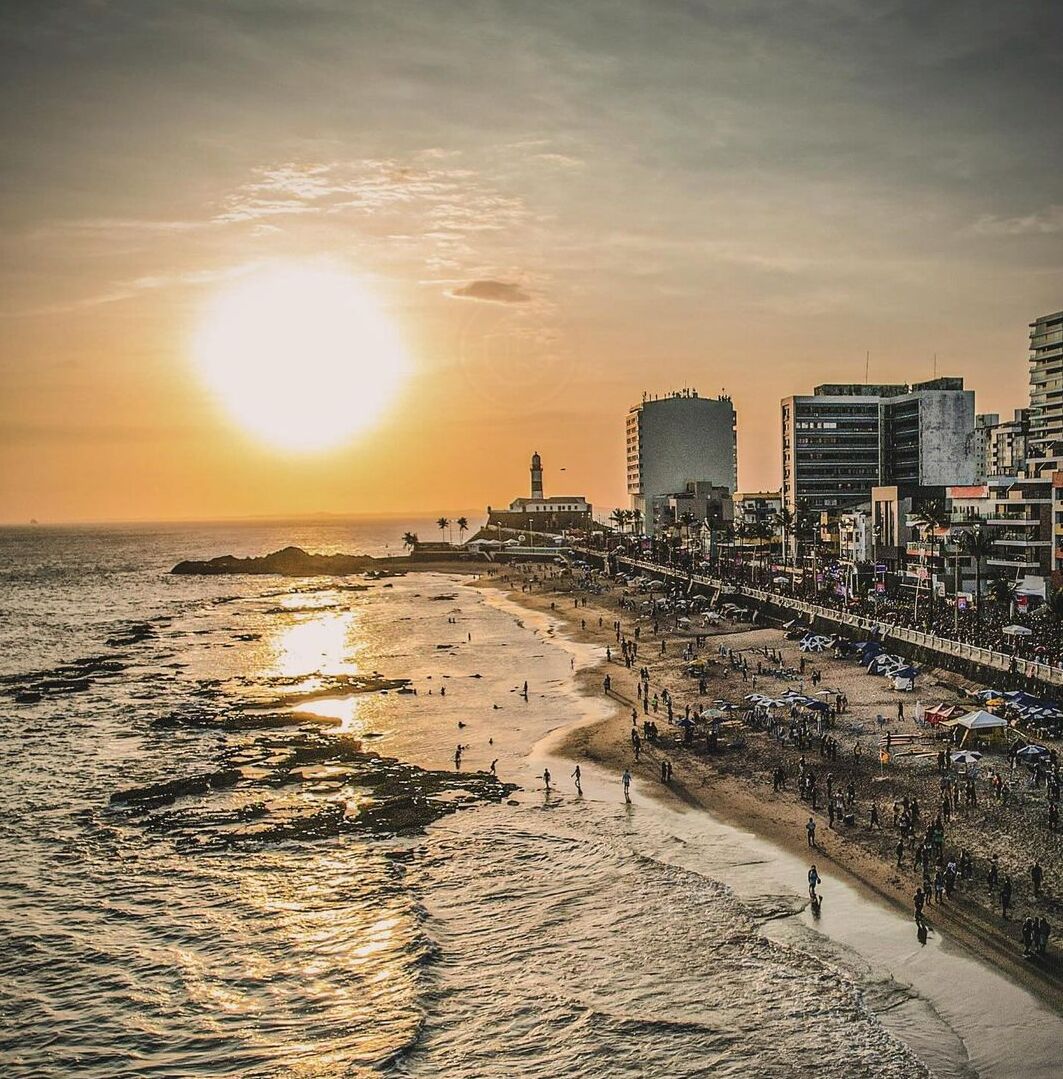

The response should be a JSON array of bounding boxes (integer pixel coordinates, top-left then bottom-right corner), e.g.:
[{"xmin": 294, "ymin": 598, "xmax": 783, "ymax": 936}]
[{"xmin": 972, "ymin": 206, "xmax": 1063, "ymax": 236}]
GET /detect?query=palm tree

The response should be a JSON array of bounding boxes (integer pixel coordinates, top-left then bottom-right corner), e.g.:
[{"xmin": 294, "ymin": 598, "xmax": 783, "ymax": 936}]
[
  {"xmin": 630, "ymin": 507, "xmax": 644, "ymax": 536},
  {"xmin": 1047, "ymin": 586, "xmax": 1063, "ymax": 619},
  {"xmin": 958, "ymin": 524, "xmax": 993, "ymax": 623},
  {"xmin": 437, "ymin": 516, "xmax": 450, "ymax": 544},
  {"xmin": 989, "ymin": 575, "xmax": 1018, "ymax": 610},
  {"xmin": 402, "ymin": 531, "xmax": 419, "ymax": 551},
  {"xmin": 610, "ymin": 508, "xmax": 628, "ymax": 534},
  {"xmin": 773, "ymin": 506, "xmax": 796, "ymax": 568},
  {"xmin": 909, "ymin": 501, "xmax": 950, "ymax": 618},
  {"xmin": 456, "ymin": 516, "xmax": 469, "ymax": 543}
]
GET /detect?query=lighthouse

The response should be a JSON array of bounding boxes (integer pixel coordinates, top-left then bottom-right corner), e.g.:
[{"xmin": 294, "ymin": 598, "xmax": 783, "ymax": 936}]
[{"xmin": 530, "ymin": 452, "xmax": 544, "ymax": 499}]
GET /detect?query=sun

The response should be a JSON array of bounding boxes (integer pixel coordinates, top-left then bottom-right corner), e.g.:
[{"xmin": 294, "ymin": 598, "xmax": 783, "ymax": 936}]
[{"xmin": 191, "ymin": 264, "xmax": 410, "ymax": 452}]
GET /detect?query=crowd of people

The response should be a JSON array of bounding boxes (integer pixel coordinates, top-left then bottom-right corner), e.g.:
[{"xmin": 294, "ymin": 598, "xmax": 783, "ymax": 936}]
[{"xmin": 571, "ymin": 563, "xmax": 1061, "ymax": 967}]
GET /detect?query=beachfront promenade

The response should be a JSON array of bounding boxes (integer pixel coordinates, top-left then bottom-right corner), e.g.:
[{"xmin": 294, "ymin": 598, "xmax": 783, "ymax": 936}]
[{"xmin": 589, "ymin": 553, "xmax": 1063, "ymax": 690}]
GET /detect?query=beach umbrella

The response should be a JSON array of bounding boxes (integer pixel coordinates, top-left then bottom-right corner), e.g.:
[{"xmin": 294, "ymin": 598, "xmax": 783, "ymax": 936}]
[
  {"xmin": 805, "ymin": 700, "xmax": 831, "ymax": 712},
  {"xmin": 677, "ymin": 717, "xmax": 695, "ymax": 728},
  {"xmin": 744, "ymin": 693, "xmax": 765, "ymax": 701},
  {"xmin": 800, "ymin": 635, "xmax": 831, "ymax": 653},
  {"xmin": 950, "ymin": 750, "xmax": 982, "ymax": 766},
  {"xmin": 1016, "ymin": 745, "xmax": 1050, "ymax": 760}
]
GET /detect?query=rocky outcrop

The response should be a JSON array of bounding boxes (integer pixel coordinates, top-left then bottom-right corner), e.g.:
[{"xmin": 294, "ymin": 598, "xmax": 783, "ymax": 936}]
[
  {"xmin": 171, "ymin": 545, "xmax": 488, "ymax": 577},
  {"xmin": 110, "ymin": 730, "xmax": 517, "ymax": 847},
  {"xmin": 171, "ymin": 546, "xmax": 376, "ymax": 577}
]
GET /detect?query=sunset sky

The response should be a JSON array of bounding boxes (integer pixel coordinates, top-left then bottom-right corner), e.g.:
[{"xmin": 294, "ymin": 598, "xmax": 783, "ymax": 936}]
[{"xmin": 2, "ymin": 1, "xmax": 1062, "ymax": 524}]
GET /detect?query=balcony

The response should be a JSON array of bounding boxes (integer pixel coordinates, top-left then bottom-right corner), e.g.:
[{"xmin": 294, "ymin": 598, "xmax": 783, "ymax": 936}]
[{"xmin": 988, "ymin": 556, "xmax": 1042, "ymax": 570}]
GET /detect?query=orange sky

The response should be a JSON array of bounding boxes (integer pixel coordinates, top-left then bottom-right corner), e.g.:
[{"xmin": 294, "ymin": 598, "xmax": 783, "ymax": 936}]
[{"xmin": 2, "ymin": 2, "xmax": 1060, "ymax": 524}]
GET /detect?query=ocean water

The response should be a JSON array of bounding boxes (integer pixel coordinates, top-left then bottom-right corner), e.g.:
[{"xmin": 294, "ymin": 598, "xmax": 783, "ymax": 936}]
[{"xmin": 0, "ymin": 521, "xmax": 1055, "ymax": 1077}]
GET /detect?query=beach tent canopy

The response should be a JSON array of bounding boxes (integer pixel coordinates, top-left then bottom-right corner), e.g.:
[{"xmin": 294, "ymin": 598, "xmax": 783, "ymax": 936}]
[
  {"xmin": 941, "ymin": 710, "xmax": 1008, "ymax": 730},
  {"xmin": 1002, "ymin": 625, "xmax": 1033, "ymax": 636},
  {"xmin": 925, "ymin": 703, "xmax": 964, "ymax": 725}
]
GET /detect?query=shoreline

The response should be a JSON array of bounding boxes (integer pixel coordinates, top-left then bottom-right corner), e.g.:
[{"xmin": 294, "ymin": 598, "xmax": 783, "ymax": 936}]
[{"xmin": 476, "ymin": 569, "xmax": 1063, "ymax": 1016}]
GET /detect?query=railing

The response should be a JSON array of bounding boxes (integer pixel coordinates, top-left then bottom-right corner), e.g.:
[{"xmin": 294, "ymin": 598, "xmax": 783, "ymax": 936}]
[{"xmin": 607, "ymin": 554, "xmax": 1063, "ymax": 687}]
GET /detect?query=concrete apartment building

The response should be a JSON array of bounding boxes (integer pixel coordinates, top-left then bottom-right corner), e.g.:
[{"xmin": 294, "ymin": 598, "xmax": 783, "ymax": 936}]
[
  {"xmin": 975, "ymin": 409, "xmax": 1030, "ymax": 480},
  {"xmin": 781, "ymin": 378, "xmax": 977, "ymax": 518},
  {"xmin": 935, "ymin": 311, "xmax": 1062, "ymax": 597},
  {"xmin": 626, "ymin": 390, "xmax": 737, "ymax": 536}
]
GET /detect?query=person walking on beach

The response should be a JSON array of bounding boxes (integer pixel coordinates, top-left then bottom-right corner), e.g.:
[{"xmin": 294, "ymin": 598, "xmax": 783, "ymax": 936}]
[
  {"xmin": 808, "ymin": 864, "xmax": 821, "ymax": 899},
  {"xmin": 622, "ymin": 769, "xmax": 632, "ymax": 802},
  {"xmin": 806, "ymin": 816, "xmax": 817, "ymax": 848},
  {"xmin": 571, "ymin": 764, "xmax": 582, "ymax": 795},
  {"xmin": 522, "ymin": 681, "xmax": 529, "ymax": 699},
  {"xmin": 1031, "ymin": 860, "xmax": 1043, "ymax": 897},
  {"xmin": 543, "ymin": 767, "xmax": 552, "ymax": 793},
  {"xmin": 1000, "ymin": 876, "xmax": 1013, "ymax": 920},
  {"xmin": 490, "ymin": 759, "xmax": 498, "ymax": 775}
]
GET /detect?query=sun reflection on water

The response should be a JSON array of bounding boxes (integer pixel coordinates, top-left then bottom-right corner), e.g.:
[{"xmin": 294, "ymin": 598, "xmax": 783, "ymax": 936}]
[{"xmin": 271, "ymin": 612, "xmax": 360, "ymax": 679}]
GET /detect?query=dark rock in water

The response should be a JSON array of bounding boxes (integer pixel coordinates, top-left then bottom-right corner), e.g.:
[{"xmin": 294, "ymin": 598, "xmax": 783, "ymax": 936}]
[
  {"xmin": 2, "ymin": 652, "xmax": 128, "ymax": 701},
  {"xmin": 172, "ymin": 545, "xmax": 482, "ymax": 577},
  {"xmin": 106, "ymin": 622, "xmax": 156, "ymax": 647},
  {"xmin": 111, "ymin": 729, "xmax": 518, "ymax": 847},
  {"xmin": 110, "ymin": 768, "xmax": 242, "ymax": 806},
  {"xmin": 172, "ymin": 546, "xmax": 376, "ymax": 577},
  {"xmin": 153, "ymin": 710, "xmax": 342, "ymax": 731}
]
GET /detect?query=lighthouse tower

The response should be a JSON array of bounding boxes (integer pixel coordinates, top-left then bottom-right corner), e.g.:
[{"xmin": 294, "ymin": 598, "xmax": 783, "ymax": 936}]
[{"xmin": 530, "ymin": 452, "xmax": 544, "ymax": 499}]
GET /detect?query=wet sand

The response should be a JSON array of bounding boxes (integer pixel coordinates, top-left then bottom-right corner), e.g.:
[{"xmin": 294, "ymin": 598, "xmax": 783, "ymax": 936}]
[{"xmin": 475, "ymin": 570, "xmax": 1063, "ymax": 1019}]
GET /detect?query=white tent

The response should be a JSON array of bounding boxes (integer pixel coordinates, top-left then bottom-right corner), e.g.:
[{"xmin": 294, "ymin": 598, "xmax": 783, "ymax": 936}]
[
  {"xmin": 941, "ymin": 709, "xmax": 1008, "ymax": 746},
  {"xmin": 1002, "ymin": 625, "xmax": 1033, "ymax": 637},
  {"xmin": 941, "ymin": 710, "xmax": 1008, "ymax": 730}
]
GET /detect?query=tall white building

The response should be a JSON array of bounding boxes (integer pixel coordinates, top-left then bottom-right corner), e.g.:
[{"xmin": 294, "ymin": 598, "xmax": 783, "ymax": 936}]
[{"xmin": 626, "ymin": 390, "xmax": 737, "ymax": 535}]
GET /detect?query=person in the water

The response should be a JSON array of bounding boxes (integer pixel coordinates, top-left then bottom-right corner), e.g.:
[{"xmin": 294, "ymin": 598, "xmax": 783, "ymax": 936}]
[{"xmin": 808, "ymin": 864, "xmax": 821, "ymax": 899}]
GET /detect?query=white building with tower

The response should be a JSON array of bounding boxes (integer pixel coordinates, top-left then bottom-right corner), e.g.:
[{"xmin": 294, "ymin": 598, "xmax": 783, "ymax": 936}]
[{"xmin": 485, "ymin": 453, "xmax": 592, "ymax": 533}]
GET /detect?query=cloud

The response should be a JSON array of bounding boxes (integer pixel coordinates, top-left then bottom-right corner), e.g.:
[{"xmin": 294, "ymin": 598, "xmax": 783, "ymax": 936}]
[
  {"xmin": 971, "ymin": 205, "xmax": 1063, "ymax": 236},
  {"xmin": 449, "ymin": 279, "xmax": 531, "ymax": 304}
]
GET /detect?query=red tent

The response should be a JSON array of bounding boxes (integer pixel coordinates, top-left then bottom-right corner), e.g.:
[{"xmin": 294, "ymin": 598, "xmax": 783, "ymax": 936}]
[{"xmin": 924, "ymin": 703, "xmax": 964, "ymax": 726}]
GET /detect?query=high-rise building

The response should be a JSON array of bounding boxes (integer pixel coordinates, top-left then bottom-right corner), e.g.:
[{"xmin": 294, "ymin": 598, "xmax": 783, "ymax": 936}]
[
  {"xmin": 626, "ymin": 390, "xmax": 737, "ymax": 535},
  {"xmin": 1028, "ymin": 310, "xmax": 1063, "ymax": 462},
  {"xmin": 781, "ymin": 379, "xmax": 977, "ymax": 518},
  {"xmin": 1024, "ymin": 309, "xmax": 1063, "ymax": 578}
]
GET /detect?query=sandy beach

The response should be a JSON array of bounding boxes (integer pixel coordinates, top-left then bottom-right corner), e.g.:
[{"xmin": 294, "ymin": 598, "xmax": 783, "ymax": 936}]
[{"xmin": 476, "ymin": 564, "xmax": 1063, "ymax": 1015}]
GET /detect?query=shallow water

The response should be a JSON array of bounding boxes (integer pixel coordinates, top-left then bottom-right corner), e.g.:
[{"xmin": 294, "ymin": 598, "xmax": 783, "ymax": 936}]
[{"xmin": 0, "ymin": 522, "xmax": 1058, "ymax": 1077}]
